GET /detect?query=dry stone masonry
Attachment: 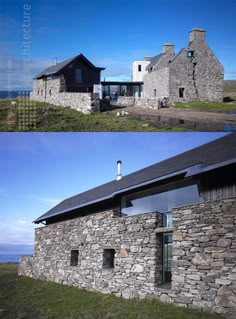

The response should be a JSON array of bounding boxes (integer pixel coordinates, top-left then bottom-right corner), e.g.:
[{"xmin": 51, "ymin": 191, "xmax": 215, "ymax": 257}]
[{"xmin": 19, "ymin": 198, "xmax": 236, "ymax": 318}]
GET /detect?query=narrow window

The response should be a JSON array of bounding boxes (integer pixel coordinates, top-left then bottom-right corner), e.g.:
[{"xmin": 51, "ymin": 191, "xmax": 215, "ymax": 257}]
[
  {"xmin": 153, "ymin": 89, "xmax": 157, "ymax": 97},
  {"xmin": 103, "ymin": 249, "xmax": 115, "ymax": 269},
  {"xmin": 163, "ymin": 233, "xmax": 172, "ymax": 283},
  {"xmin": 70, "ymin": 250, "xmax": 79, "ymax": 266},
  {"xmin": 138, "ymin": 64, "xmax": 142, "ymax": 72},
  {"xmin": 37, "ymin": 89, "xmax": 40, "ymax": 95},
  {"xmin": 187, "ymin": 51, "xmax": 194, "ymax": 58},
  {"xmin": 179, "ymin": 87, "xmax": 185, "ymax": 98},
  {"xmin": 75, "ymin": 69, "xmax": 82, "ymax": 83},
  {"xmin": 49, "ymin": 89, "xmax": 52, "ymax": 96}
]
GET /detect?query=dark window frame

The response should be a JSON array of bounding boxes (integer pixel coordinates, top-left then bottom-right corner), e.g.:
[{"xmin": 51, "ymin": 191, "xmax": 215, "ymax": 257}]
[
  {"xmin": 103, "ymin": 249, "xmax": 115, "ymax": 269},
  {"xmin": 138, "ymin": 64, "xmax": 142, "ymax": 72},
  {"xmin": 70, "ymin": 250, "xmax": 79, "ymax": 266}
]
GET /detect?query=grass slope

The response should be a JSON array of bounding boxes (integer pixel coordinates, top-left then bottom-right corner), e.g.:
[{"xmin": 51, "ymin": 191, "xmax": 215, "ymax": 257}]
[
  {"xmin": 0, "ymin": 98, "xmax": 186, "ymax": 132},
  {"xmin": 0, "ymin": 263, "xmax": 224, "ymax": 319}
]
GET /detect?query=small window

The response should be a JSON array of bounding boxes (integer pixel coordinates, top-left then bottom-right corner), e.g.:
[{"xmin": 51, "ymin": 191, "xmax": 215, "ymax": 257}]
[
  {"xmin": 70, "ymin": 250, "xmax": 79, "ymax": 266},
  {"xmin": 41, "ymin": 89, "xmax": 43, "ymax": 96},
  {"xmin": 153, "ymin": 89, "xmax": 157, "ymax": 97},
  {"xmin": 49, "ymin": 89, "xmax": 52, "ymax": 96},
  {"xmin": 179, "ymin": 87, "xmax": 185, "ymax": 98},
  {"xmin": 187, "ymin": 51, "xmax": 194, "ymax": 58},
  {"xmin": 103, "ymin": 249, "xmax": 115, "ymax": 269},
  {"xmin": 138, "ymin": 64, "xmax": 142, "ymax": 72},
  {"xmin": 37, "ymin": 89, "xmax": 40, "ymax": 95}
]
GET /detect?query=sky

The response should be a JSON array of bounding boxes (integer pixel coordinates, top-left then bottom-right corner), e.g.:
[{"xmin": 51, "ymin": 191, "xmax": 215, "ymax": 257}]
[
  {"xmin": 0, "ymin": 0, "xmax": 235, "ymax": 90},
  {"xmin": 0, "ymin": 132, "xmax": 228, "ymax": 255}
]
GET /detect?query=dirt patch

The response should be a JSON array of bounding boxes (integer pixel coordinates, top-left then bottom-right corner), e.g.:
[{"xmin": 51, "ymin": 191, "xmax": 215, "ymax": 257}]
[{"xmin": 120, "ymin": 106, "xmax": 236, "ymax": 131}]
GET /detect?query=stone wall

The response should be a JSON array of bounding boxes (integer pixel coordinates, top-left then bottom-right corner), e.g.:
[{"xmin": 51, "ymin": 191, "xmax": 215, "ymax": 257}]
[
  {"xmin": 171, "ymin": 198, "xmax": 236, "ymax": 317},
  {"xmin": 169, "ymin": 41, "xmax": 224, "ymax": 102},
  {"xmin": 19, "ymin": 211, "xmax": 163, "ymax": 298},
  {"xmin": 19, "ymin": 198, "xmax": 236, "ymax": 317},
  {"xmin": 117, "ymin": 97, "xmax": 162, "ymax": 109},
  {"xmin": 30, "ymin": 78, "xmax": 100, "ymax": 113},
  {"xmin": 143, "ymin": 68, "xmax": 170, "ymax": 99}
]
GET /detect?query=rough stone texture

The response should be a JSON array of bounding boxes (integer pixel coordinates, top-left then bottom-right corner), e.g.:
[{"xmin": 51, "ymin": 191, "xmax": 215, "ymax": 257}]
[
  {"xmin": 172, "ymin": 198, "xmax": 236, "ymax": 317},
  {"xmin": 19, "ymin": 198, "xmax": 236, "ymax": 317},
  {"xmin": 30, "ymin": 77, "xmax": 100, "ymax": 113},
  {"xmin": 143, "ymin": 29, "xmax": 224, "ymax": 103},
  {"xmin": 117, "ymin": 97, "xmax": 162, "ymax": 109},
  {"xmin": 19, "ymin": 211, "xmax": 163, "ymax": 298}
]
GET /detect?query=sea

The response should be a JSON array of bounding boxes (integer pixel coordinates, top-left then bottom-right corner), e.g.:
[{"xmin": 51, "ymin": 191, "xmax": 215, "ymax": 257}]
[
  {"xmin": 0, "ymin": 254, "xmax": 24, "ymax": 263},
  {"xmin": 0, "ymin": 91, "xmax": 31, "ymax": 99}
]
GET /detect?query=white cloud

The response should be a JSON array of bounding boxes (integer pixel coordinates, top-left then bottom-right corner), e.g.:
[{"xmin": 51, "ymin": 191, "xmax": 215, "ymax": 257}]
[
  {"xmin": 18, "ymin": 219, "xmax": 28, "ymax": 225},
  {"xmin": 37, "ymin": 197, "xmax": 62, "ymax": 207}
]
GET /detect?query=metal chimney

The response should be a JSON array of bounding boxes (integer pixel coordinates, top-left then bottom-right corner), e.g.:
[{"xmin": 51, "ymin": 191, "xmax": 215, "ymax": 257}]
[{"xmin": 116, "ymin": 160, "xmax": 122, "ymax": 181}]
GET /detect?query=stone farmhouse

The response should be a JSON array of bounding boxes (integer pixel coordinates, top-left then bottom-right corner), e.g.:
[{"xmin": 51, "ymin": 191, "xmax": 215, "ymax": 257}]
[
  {"xmin": 120, "ymin": 27, "xmax": 224, "ymax": 108},
  {"xmin": 19, "ymin": 134, "xmax": 236, "ymax": 317},
  {"xmin": 30, "ymin": 54, "xmax": 105, "ymax": 113}
]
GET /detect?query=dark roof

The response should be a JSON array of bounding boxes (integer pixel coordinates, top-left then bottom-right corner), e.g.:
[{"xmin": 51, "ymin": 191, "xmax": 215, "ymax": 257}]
[
  {"xmin": 146, "ymin": 53, "xmax": 163, "ymax": 70},
  {"xmin": 34, "ymin": 54, "xmax": 105, "ymax": 79},
  {"xmin": 34, "ymin": 133, "xmax": 236, "ymax": 223}
]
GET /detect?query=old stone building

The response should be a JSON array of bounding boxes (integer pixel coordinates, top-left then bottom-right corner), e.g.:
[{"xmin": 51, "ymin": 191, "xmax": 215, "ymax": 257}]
[
  {"xmin": 30, "ymin": 54, "xmax": 105, "ymax": 113},
  {"xmin": 144, "ymin": 28, "xmax": 224, "ymax": 102},
  {"xmin": 119, "ymin": 28, "xmax": 224, "ymax": 107},
  {"xmin": 19, "ymin": 134, "xmax": 236, "ymax": 317}
]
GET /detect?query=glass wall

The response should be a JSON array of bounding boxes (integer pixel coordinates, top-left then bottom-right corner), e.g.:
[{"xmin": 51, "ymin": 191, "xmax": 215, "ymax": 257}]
[{"xmin": 121, "ymin": 184, "xmax": 200, "ymax": 224}]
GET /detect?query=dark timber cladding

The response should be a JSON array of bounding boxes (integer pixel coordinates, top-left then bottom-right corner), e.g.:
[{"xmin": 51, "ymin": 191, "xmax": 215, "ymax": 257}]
[{"xmin": 34, "ymin": 134, "xmax": 236, "ymax": 224}]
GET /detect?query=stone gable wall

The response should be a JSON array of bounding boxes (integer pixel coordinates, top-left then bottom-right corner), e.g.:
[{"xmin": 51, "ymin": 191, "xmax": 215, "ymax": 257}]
[
  {"xmin": 30, "ymin": 78, "xmax": 100, "ymax": 113},
  {"xmin": 169, "ymin": 41, "xmax": 224, "ymax": 102}
]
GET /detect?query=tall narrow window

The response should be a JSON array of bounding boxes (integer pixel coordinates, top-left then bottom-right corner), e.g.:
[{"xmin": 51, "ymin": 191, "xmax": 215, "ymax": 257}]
[
  {"xmin": 138, "ymin": 64, "xmax": 142, "ymax": 72},
  {"xmin": 75, "ymin": 69, "xmax": 82, "ymax": 83},
  {"xmin": 70, "ymin": 250, "xmax": 79, "ymax": 266},
  {"xmin": 179, "ymin": 87, "xmax": 185, "ymax": 98},
  {"xmin": 163, "ymin": 233, "xmax": 172, "ymax": 283},
  {"xmin": 103, "ymin": 249, "xmax": 115, "ymax": 269},
  {"xmin": 153, "ymin": 89, "xmax": 157, "ymax": 97}
]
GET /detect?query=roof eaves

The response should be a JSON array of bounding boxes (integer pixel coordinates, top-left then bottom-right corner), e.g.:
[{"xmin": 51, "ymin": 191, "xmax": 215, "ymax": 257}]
[{"xmin": 33, "ymin": 164, "xmax": 201, "ymax": 224}]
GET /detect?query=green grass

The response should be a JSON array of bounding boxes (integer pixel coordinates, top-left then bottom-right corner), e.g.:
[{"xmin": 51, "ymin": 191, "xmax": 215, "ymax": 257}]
[
  {"xmin": 175, "ymin": 99, "xmax": 236, "ymax": 110},
  {"xmin": 0, "ymin": 263, "xmax": 224, "ymax": 319},
  {"xmin": 0, "ymin": 98, "xmax": 186, "ymax": 132},
  {"xmin": 224, "ymin": 87, "xmax": 236, "ymax": 93}
]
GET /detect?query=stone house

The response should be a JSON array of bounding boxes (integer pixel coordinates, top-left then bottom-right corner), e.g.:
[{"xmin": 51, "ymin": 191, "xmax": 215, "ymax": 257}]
[
  {"xmin": 30, "ymin": 54, "xmax": 105, "ymax": 113},
  {"xmin": 19, "ymin": 134, "xmax": 236, "ymax": 317},
  {"xmin": 119, "ymin": 28, "xmax": 224, "ymax": 107},
  {"xmin": 143, "ymin": 28, "xmax": 224, "ymax": 102}
]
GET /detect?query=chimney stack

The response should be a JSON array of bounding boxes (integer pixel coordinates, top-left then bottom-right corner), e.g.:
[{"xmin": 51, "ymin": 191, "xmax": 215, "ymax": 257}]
[
  {"xmin": 189, "ymin": 28, "xmax": 206, "ymax": 43},
  {"xmin": 54, "ymin": 57, "xmax": 58, "ymax": 65},
  {"xmin": 116, "ymin": 160, "xmax": 122, "ymax": 181},
  {"xmin": 162, "ymin": 43, "xmax": 175, "ymax": 59}
]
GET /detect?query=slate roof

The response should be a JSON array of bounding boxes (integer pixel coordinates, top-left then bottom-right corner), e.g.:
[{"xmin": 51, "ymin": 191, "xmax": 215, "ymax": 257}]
[
  {"xmin": 146, "ymin": 53, "xmax": 163, "ymax": 70},
  {"xmin": 34, "ymin": 54, "xmax": 105, "ymax": 79},
  {"xmin": 34, "ymin": 133, "xmax": 236, "ymax": 223}
]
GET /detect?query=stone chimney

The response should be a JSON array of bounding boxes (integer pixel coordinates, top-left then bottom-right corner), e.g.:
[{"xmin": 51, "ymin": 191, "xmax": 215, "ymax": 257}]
[
  {"xmin": 189, "ymin": 28, "xmax": 206, "ymax": 43},
  {"xmin": 116, "ymin": 160, "xmax": 122, "ymax": 181},
  {"xmin": 162, "ymin": 43, "xmax": 175, "ymax": 58}
]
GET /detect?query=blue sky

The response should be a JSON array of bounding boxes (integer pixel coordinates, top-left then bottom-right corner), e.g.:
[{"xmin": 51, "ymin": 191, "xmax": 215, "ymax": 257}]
[
  {"xmin": 0, "ymin": 132, "xmax": 228, "ymax": 255},
  {"xmin": 0, "ymin": 0, "xmax": 235, "ymax": 90}
]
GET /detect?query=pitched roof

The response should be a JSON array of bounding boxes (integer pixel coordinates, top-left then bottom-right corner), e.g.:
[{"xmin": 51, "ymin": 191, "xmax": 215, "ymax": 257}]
[
  {"xmin": 146, "ymin": 53, "xmax": 163, "ymax": 70},
  {"xmin": 34, "ymin": 54, "xmax": 105, "ymax": 79},
  {"xmin": 34, "ymin": 133, "xmax": 236, "ymax": 223}
]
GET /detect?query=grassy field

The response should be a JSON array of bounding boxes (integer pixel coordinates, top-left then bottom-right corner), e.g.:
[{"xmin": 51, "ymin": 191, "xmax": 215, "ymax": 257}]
[
  {"xmin": 0, "ymin": 98, "xmax": 186, "ymax": 132},
  {"xmin": 175, "ymin": 99, "xmax": 236, "ymax": 110},
  {"xmin": 0, "ymin": 263, "xmax": 225, "ymax": 319}
]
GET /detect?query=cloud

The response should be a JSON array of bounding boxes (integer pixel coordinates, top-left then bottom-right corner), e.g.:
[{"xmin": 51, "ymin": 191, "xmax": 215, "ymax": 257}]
[
  {"xmin": 0, "ymin": 53, "xmax": 53, "ymax": 90},
  {"xmin": 37, "ymin": 197, "xmax": 62, "ymax": 207},
  {"xmin": 0, "ymin": 217, "xmax": 36, "ymax": 247}
]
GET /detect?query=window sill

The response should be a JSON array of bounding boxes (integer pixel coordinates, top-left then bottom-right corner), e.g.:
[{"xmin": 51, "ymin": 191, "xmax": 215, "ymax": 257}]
[{"xmin": 154, "ymin": 227, "xmax": 174, "ymax": 234}]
